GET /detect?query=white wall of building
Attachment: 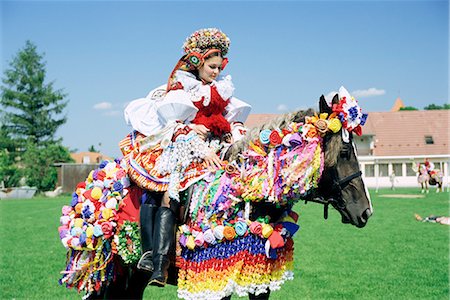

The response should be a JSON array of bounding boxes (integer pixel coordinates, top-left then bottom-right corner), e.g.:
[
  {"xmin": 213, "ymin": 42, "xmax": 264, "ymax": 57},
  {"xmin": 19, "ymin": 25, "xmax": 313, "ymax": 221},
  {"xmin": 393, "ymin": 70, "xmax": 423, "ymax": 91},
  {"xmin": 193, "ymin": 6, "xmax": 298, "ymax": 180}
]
[{"xmin": 358, "ymin": 154, "xmax": 449, "ymax": 189}]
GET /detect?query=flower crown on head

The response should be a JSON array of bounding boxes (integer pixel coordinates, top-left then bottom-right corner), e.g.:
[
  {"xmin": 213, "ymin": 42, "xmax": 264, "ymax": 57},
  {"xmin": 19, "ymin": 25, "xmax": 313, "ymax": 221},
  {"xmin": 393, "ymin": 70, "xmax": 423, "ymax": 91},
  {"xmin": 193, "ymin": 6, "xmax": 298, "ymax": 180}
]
[
  {"xmin": 167, "ymin": 28, "xmax": 230, "ymax": 91},
  {"xmin": 182, "ymin": 28, "xmax": 230, "ymax": 57}
]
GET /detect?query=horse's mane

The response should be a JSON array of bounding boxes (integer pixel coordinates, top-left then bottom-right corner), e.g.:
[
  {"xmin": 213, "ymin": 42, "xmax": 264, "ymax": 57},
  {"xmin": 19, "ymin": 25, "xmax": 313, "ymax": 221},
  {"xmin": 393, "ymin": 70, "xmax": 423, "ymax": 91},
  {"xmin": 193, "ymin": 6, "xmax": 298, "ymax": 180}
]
[{"xmin": 227, "ymin": 108, "xmax": 342, "ymax": 167}]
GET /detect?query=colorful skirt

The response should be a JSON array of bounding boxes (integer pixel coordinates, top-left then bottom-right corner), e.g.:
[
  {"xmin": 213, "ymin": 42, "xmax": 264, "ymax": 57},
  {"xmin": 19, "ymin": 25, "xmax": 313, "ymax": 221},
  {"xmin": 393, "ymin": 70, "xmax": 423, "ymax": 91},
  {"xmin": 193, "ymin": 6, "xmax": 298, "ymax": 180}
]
[{"xmin": 119, "ymin": 131, "xmax": 208, "ymax": 193}]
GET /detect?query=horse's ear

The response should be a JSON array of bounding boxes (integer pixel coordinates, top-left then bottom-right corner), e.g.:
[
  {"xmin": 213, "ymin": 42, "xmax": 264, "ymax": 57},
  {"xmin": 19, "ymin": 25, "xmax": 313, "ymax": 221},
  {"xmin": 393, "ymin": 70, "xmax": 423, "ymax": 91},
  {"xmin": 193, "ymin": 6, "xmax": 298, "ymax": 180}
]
[
  {"xmin": 331, "ymin": 93, "xmax": 339, "ymax": 106},
  {"xmin": 319, "ymin": 95, "xmax": 332, "ymax": 114}
]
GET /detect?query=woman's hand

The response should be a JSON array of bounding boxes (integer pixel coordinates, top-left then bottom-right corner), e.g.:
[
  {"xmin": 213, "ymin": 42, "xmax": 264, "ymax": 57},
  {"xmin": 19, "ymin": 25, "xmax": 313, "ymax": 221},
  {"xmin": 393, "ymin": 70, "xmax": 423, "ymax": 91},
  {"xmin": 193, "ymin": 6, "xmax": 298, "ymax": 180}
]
[
  {"xmin": 189, "ymin": 124, "xmax": 209, "ymax": 140},
  {"xmin": 204, "ymin": 149, "xmax": 223, "ymax": 170}
]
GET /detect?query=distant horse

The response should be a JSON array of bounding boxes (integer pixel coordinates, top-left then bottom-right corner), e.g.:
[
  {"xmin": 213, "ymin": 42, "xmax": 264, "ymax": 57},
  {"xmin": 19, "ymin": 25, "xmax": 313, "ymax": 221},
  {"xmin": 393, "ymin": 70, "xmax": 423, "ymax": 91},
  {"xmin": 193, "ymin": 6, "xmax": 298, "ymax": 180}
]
[
  {"xmin": 428, "ymin": 169, "xmax": 444, "ymax": 193},
  {"xmin": 59, "ymin": 91, "xmax": 373, "ymax": 300},
  {"xmin": 414, "ymin": 163, "xmax": 443, "ymax": 193}
]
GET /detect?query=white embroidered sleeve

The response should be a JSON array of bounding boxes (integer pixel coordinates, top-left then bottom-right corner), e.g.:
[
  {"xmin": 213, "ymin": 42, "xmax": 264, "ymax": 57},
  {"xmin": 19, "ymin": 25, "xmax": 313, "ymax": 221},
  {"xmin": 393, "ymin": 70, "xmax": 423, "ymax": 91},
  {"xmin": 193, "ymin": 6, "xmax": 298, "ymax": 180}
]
[{"xmin": 225, "ymin": 97, "xmax": 252, "ymax": 123}]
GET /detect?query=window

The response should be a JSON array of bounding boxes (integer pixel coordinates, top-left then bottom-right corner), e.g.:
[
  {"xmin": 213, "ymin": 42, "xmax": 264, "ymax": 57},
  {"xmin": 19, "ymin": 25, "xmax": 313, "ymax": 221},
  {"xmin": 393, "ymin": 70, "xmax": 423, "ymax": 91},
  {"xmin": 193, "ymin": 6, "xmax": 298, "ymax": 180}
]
[
  {"xmin": 406, "ymin": 164, "xmax": 417, "ymax": 176},
  {"xmin": 365, "ymin": 164, "xmax": 375, "ymax": 177},
  {"xmin": 392, "ymin": 163, "xmax": 403, "ymax": 177},
  {"xmin": 378, "ymin": 164, "xmax": 388, "ymax": 177},
  {"xmin": 425, "ymin": 136, "xmax": 434, "ymax": 144}
]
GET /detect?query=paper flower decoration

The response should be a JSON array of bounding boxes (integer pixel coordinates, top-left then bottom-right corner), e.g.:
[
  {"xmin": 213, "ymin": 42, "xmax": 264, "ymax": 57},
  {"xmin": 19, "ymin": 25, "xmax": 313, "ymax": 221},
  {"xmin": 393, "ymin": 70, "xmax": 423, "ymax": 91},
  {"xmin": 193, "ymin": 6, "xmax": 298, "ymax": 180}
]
[{"xmin": 332, "ymin": 86, "xmax": 368, "ymax": 136}]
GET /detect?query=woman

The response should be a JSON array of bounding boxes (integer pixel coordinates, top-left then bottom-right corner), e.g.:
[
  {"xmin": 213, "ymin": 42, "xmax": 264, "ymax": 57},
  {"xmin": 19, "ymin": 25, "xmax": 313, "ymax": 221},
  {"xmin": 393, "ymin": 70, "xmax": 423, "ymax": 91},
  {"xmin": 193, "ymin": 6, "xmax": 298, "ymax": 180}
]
[{"xmin": 121, "ymin": 28, "xmax": 251, "ymax": 287}]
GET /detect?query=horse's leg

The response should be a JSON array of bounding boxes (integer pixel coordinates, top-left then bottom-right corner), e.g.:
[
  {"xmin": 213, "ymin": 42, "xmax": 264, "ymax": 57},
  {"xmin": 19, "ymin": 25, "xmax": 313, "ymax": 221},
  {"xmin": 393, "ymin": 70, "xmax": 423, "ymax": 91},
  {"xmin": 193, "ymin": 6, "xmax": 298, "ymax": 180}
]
[
  {"xmin": 421, "ymin": 182, "xmax": 424, "ymax": 193},
  {"xmin": 426, "ymin": 181, "xmax": 429, "ymax": 193},
  {"xmin": 125, "ymin": 268, "xmax": 152, "ymax": 299},
  {"xmin": 103, "ymin": 262, "xmax": 131, "ymax": 299}
]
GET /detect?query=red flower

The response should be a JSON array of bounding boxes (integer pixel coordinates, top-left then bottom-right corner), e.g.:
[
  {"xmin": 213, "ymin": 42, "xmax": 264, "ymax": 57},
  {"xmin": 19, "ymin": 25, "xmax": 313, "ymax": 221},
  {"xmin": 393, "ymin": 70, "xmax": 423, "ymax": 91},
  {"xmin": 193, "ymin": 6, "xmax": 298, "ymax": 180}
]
[
  {"xmin": 353, "ymin": 125, "xmax": 362, "ymax": 136},
  {"xmin": 101, "ymin": 222, "xmax": 114, "ymax": 239},
  {"xmin": 116, "ymin": 169, "xmax": 126, "ymax": 179},
  {"xmin": 76, "ymin": 182, "xmax": 86, "ymax": 189},
  {"xmin": 269, "ymin": 130, "xmax": 282, "ymax": 145},
  {"xmin": 96, "ymin": 170, "xmax": 106, "ymax": 181},
  {"xmin": 281, "ymin": 129, "xmax": 290, "ymax": 136},
  {"xmin": 249, "ymin": 222, "xmax": 262, "ymax": 235}
]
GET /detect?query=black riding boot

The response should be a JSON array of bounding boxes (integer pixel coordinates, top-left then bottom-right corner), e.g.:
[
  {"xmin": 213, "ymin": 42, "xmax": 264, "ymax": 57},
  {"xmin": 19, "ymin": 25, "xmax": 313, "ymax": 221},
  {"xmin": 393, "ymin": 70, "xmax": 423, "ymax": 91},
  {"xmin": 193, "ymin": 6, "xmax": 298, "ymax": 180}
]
[
  {"xmin": 137, "ymin": 193, "xmax": 159, "ymax": 272},
  {"xmin": 249, "ymin": 291, "xmax": 270, "ymax": 300},
  {"xmin": 148, "ymin": 206, "xmax": 176, "ymax": 287}
]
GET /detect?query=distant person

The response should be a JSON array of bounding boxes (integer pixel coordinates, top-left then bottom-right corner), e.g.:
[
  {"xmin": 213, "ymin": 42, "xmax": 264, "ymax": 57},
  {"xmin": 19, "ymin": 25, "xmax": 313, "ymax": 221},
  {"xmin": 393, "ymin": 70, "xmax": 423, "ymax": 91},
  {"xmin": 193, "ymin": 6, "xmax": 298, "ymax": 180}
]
[
  {"xmin": 415, "ymin": 214, "xmax": 450, "ymax": 225},
  {"xmin": 389, "ymin": 172, "xmax": 396, "ymax": 190}
]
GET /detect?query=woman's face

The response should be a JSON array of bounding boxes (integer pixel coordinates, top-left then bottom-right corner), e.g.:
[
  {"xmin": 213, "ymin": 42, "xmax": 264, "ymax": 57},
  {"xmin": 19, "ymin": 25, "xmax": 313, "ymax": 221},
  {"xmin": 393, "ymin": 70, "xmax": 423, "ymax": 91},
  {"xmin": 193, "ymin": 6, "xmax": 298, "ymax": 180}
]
[{"xmin": 198, "ymin": 56, "xmax": 223, "ymax": 83}]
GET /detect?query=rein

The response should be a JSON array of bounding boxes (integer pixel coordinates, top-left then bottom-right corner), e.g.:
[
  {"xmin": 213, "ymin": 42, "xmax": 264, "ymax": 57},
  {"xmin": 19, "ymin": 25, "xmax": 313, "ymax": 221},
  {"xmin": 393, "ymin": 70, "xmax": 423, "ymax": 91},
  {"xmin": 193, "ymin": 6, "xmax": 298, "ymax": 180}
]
[{"xmin": 303, "ymin": 150, "xmax": 363, "ymax": 220}]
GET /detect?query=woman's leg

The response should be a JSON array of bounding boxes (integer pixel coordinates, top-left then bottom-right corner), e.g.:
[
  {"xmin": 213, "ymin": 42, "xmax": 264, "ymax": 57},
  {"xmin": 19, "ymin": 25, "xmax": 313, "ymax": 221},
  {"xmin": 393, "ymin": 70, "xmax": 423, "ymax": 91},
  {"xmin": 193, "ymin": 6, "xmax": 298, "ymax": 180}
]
[
  {"xmin": 137, "ymin": 191, "xmax": 161, "ymax": 272},
  {"xmin": 249, "ymin": 291, "xmax": 270, "ymax": 300},
  {"xmin": 149, "ymin": 191, "xmax": 178, "ymax": 287}
]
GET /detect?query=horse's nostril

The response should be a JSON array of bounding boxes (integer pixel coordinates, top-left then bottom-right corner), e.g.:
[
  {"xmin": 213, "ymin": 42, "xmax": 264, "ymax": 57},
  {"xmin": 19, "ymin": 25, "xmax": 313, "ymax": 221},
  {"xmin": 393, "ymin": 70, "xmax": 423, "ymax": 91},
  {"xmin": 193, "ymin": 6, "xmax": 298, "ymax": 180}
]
[{"xmin": 363, "ymin": 208, "xmax": 372, "ymax": 220}]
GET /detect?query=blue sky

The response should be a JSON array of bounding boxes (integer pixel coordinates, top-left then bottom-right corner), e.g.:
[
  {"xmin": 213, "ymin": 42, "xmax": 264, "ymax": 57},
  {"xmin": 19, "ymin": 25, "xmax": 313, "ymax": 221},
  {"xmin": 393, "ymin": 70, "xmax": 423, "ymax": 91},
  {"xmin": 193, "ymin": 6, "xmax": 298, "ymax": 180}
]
[{"xmin": 1, "ymin": 0, "xmax": 448, "ymax": 157}]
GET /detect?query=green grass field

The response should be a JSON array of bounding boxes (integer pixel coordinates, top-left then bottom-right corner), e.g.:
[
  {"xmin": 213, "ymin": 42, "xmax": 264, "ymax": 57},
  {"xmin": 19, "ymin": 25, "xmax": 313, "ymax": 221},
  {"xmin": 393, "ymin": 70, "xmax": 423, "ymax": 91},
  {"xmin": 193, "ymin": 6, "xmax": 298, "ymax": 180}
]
[{"xmin": 0, "ymin": 188, "xmax": 448, "ymax": 299}]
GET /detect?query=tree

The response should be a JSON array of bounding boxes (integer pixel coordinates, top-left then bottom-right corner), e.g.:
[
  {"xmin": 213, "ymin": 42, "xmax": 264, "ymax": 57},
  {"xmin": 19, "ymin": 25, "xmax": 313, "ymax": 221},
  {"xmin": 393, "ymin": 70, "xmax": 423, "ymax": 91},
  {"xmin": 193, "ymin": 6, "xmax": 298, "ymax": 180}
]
[
  {"xmin": 88, "ymin": 145, "xmax": 99, "ymax": 153},
  {"xmin": 0, "ymin": 126, "xmax": 22, "ymax": 187},
  {"xmin": 399, "ymin": 106, "xmax": 419, "ymax": 111},
  {"xmin": 424, "ymin": 103, "xmax": 450, "ymax": 110},
  {"xmin": 1, "ymin": 40, "xmax": 68, "ymax": 147},
  {"xmin": 0, "ymin": 41, "xmax": 72, "ymax": 191},
  {"xmin": 21, "ymin": 142, "xmax": 73, "ymax": 191}
]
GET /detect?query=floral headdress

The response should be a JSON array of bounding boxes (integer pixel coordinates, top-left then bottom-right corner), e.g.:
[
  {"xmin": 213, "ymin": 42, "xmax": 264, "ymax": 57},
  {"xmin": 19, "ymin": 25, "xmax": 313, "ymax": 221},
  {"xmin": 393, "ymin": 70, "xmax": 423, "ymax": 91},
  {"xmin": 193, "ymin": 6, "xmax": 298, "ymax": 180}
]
[
  {"xmin": 167, "ymin": 28, "xmax": 230, "ymax": 91},
  {"xmin": 332, "ymin": 86, "xmax": 368, "ymax": 136},
  {"xmin": 183, "ymin": 28, "xmax": 230, "ymax": 57}
]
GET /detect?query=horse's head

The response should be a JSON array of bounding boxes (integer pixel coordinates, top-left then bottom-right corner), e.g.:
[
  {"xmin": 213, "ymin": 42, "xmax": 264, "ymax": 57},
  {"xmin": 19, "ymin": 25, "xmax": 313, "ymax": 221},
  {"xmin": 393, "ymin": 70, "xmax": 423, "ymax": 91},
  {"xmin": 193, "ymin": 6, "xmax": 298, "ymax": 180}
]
[
  {"xmin": 316, "ymin": 90, "xmax": 373, "ymax": 228},
  {"xmin": 225, "ymin": 87, "xmax": 372, "ymax": 227}
]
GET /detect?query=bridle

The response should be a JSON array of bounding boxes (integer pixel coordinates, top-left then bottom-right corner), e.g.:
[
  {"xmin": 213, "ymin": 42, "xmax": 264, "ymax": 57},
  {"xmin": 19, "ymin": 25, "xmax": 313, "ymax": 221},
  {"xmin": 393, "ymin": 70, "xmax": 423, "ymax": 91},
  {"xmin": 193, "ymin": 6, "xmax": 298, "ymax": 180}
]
[{"xmin": 303, "ymin": 137, "xmax": 363, "ymax": 220}]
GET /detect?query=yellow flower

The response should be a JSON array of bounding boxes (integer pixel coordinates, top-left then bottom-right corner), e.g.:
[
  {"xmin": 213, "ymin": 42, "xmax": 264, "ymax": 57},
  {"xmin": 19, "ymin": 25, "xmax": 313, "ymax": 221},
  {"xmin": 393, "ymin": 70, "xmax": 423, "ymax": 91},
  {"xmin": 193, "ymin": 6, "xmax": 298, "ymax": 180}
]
[
  {"xmin": 102, "ymin": 208, "xmax": 113, "ymax": 220},
  {"xmin": 262, "ymin": 223, "xmax": 273, "ymax": 238},
  {"xmin": 74, "ymin": 218, "xmax": 84, "ymax": 228},
  {"xmin": 328, "ymin": 118, "xmax": 342, "ymax": 133},
  {"xmin": 319, "ymin": 113, "xmax": 329, "ymax": 120},
  {"xmin": 305, "ymin": 115, "xmax": 317, "ymax": 125},
  {"xmin": 87, "ymin": 170, "xmax": 94, "ymax": 182},
  {"xmin": 91, "ymin": 187, "xmax": 103, "ymax": 200},
  {"xmin": 186, "ymin": 235, "xmax": 195, "ymax": 250},
  {"xmin": 86, "ymin": 226, "xmax": 94, "ymax": 238}
]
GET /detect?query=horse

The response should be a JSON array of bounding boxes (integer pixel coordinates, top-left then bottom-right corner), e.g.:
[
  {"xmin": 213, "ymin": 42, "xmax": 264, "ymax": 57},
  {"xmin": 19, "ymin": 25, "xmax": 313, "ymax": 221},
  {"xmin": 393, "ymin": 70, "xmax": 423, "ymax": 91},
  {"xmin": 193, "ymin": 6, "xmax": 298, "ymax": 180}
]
[
  {"xmin": 428, "ymin": 169, "xmax": 444, "ymax": 193},
  {"xmin": 58, "ymin": 89, "xmax": 372, "ymax": 300},
  {"xmin": 415, "ymin": 163, "xmax": 443, "ymax": 193}
]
